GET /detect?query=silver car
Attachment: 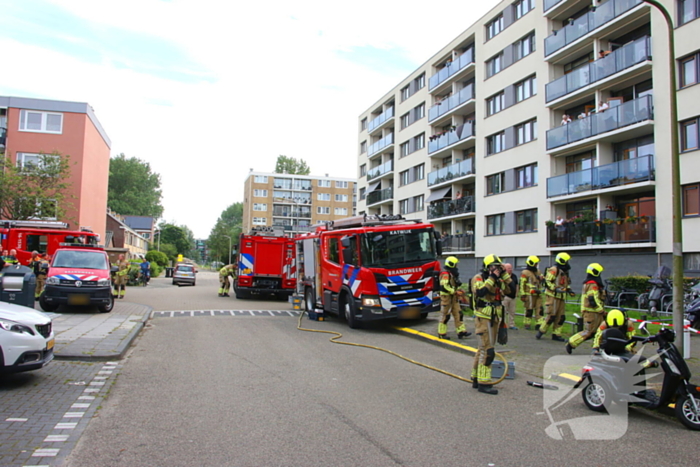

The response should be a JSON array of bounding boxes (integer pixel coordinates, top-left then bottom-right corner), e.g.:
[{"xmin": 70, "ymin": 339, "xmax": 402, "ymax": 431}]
[{"xmin": 172, "ymin": 264, "xmax": 196, "ymax": 287}]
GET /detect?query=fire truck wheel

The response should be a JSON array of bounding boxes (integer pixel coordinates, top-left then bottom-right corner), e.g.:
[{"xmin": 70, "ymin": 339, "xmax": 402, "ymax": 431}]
[
  {"xmin": 39, "ymin": 295, "xmax": 58, "ymax": 312},
  {"xmin": 342, "ymin": 294, "xmax": 361, "ymax": 329},
  {"xmin": 304, "ymin": 288, "xmax": 315, "ymax": 312}
]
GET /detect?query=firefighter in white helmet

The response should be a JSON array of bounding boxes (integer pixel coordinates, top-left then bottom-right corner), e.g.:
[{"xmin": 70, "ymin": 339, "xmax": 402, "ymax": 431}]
[{"xmin": 437, "ymin": 256, "xmax": 471, "ymax": 340}]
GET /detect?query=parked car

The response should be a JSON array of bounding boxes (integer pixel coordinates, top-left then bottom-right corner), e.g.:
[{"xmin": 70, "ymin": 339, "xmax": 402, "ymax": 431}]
[
  {"xmin": 0, "ymin": 301, "xmax": 54, "ymax": 374},
  {"xmin": 172, "ymin": 263, "xmax": 196, "ymax": 287}
]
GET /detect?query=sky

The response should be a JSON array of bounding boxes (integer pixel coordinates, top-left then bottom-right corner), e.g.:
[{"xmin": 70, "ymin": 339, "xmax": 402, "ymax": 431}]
[{"xmin": 0, "ymin": 0, "xmax": 499, "ymax": 238}]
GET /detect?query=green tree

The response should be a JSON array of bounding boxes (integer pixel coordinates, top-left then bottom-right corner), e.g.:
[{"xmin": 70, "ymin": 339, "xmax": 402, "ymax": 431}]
[
  {"xmin": 0, "ymin": 152, "xmax": 75, "ymax": 222},
  {"xmin": 108, "ymin": 153, "xmax": 163, "ymax": 217},
  {"xmin": 145, "ymin": 250, "xmax": 169, "ymax": 267},
  {"xmin": 207, "ymin": 202, "xmax": 243, "ymax": 264},
  {"xmin": 158, "ymin": 222, "xmax": 193, "ymax": 257},
  {"xmin": 274, "ymin": 155, "xmax": 310, "ymax": 175}
]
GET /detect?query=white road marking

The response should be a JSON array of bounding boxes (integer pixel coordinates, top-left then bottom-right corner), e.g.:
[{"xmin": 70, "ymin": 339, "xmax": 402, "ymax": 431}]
[
  {"xmin": 32, "ymin": 449, "xmax": 59, "ymax": 457},
  {"xmin": 6, "ymin": 418, "xmax": 27, "ymax": 422},
  {"xmin": 44, "ymin": 435, "xmax": 69, "ymax": 442},
  {"xmin": 54, "ymin": 423, "xmax": 77, "ymax": 429}
]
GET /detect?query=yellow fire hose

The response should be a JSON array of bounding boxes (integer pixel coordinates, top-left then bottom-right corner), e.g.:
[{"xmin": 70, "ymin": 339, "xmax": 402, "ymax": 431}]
[{"xmin": 296, "ymin": 310, "xmax": 508, "ymax": 386}]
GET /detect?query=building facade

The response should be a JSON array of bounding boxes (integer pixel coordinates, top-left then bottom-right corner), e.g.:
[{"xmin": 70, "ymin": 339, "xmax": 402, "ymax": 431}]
[
  {"xmin": 0, "ymin": 96, "xmax": 111, "ymax": 241},
  {"xmin": 106, "ymin": 211, "xmax": 149, "ymax": 259},
  {"xmin": 356, "ymin": 0, "xmax": 700, "ymax": 277},
  {"xmin": 242, "ymin": 171, "xmax": 356, "ymax": 235}
]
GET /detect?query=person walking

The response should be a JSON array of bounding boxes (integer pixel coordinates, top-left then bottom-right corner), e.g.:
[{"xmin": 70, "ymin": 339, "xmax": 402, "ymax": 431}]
[
  {"xmin": 28, "ymin": 251, "xmax": 49, "ymax": 300},
  {"xmin": 437, "ymin": 256, "xmax": 471, "ymax": 340},
  {"xmin": 219, "ymin": 264, "xmax": 236, "ymax": 297},
  {"xmin": 536, "ymin": 252, "xmax": 574, "ymax": 342},
  {"xmin": 114, "ymin": 253, "xmax": 130, "ymax": 299},
  {"xmin": 520, "ymin": 256, "xmax": 544, "ymax": 330},
  {"xmin": 502, "ymin": 263, "xmax": 519, "ymax": 330},
  {"xmin": 567, "ymin": 263, "xmax": 606, "ymax": 354}
]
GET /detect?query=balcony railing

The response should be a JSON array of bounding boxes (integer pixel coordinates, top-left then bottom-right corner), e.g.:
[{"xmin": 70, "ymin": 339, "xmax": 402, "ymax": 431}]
[
  {"xmin": 545, "ymin": 36, "xmax": 651, "ymax": 102},
  {"xmin": 368, "ymin": 133, "xmax": 394, "ymax": 157},
  {"xmin": 428, "ymin": 122, "xmax": 475, "ymax": 154},
  {"xmin": 367, "ymin": 187, "xmax": 393, "ymax": 205},
  {"xmin": 441, "ymin": 233, "xmax": 475, "ymax": 253},
  {"xmin": 546, "ymin": 216, "xmax": 655, "ymax": 247},
  {"xmin": 367, "ymin": 160, "xmax": 393, "ymax": 181},
  {"xmin": 368, "ymin": 107, "xmax": 394, "ymax": 133},
  {"xmin": 427, "ymin": 159, "xmax": 475, "ymax": 187},
  {"xmin": 544, "ymin": 0, "xmax": 642, "ymax": 56},
  {"xmin": 544, "ymin": 0, "xmax": 565, "ymax": 12},
  {"xmin": 0, "ymin": 127, "xmax": 6, "ymax": 146},
  {"xmin": 272, "ymin": 207, "xmax": 312, "ymax": 218},
  {"xmin": 547, "ymin": 155, "xmax": 655, "ymax": 198},
  {"xmin": 546, "ymin": 95, "xmax": 652, "ymax": 150},
  {"xmin": 427, "ymin": 196, "xmax": 475, "ymax": 220},
  {"xmin": 428, "ymin": 84, "xmax": 475, "ymax": 122},
  {"xmin": 429, "ymin": 49, "xmax": 475, "ymax": 91}
]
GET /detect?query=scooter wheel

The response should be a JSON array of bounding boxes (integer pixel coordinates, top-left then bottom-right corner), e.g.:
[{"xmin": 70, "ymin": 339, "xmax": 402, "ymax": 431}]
[
  {"xmin": 675, "ymin": 395, "xmax": 700, "ymax": 430},
  {"xmin": 582, "ymin": 382, "xmax": 608, "ymax": 412}
]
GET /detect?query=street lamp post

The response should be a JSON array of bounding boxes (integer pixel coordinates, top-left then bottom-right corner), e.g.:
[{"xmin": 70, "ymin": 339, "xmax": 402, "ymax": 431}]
[
  {"xmin": 642, "ymin": 0, "xmax": 684, "ymax": 352},
  {"xmin": 222, "ymin": 235, "xmax": 232, "ymax": 265}
]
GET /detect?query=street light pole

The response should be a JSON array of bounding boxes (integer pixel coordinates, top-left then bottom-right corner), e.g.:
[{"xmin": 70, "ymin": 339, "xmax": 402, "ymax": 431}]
[
  {"xmin": 223, "ymin": 235, "xmax": 232, "ymax": 265},
  {"xmin": 643, "ymin": 0, "xmax": 684, "ymax": 352}
]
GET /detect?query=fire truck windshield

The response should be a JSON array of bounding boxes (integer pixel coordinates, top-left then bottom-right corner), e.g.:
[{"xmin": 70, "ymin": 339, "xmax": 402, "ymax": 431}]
[{"xmin": 360, "ymin": 228, "xmax": 436, "ymax": 268}]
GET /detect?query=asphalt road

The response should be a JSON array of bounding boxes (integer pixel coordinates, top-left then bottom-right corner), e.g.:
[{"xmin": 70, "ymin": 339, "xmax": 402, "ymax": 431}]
[{"xmin": 63, "ymin": 271, "xmax": 698, "ymax": 466}]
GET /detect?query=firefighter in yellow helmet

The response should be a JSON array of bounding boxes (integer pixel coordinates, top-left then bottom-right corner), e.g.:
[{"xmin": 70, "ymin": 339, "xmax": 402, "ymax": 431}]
[
  {"xmin": 592, "ymin": 309, "xmax": 636, "ymax": 353},
  {"xmin": 566, "ymin": 263, "xmax": 606, "ymax": 353},
  {"xmin": 536, "ymin": 252, "xmax": 574, "ymax": 341},
  {"xmin": 113, "ymin": 253, "xmax": 130, "ymax": 299},
  {"xmin": 519, "ymin": 255, "xmax": 544, "ymax": 330},
  {"xmin": 437, "ymin": 256, "xmax": 471, "ymax": 340},
  {"xmin": 470, "ymin": 254, "xmax": 516, "ymax": 395}
]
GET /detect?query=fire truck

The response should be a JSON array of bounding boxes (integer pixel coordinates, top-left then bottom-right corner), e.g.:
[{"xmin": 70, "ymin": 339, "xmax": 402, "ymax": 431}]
[
  {"xmin": 295, "ymin": 215, "xmax": 442, "ymax": 328},
  {"xmin": 233, "ymin": 227, "xmax": 296, "ymax": 299},
  {"xmin": 0, "ymin": 220, "xmax": 100, "ymax": 265}
]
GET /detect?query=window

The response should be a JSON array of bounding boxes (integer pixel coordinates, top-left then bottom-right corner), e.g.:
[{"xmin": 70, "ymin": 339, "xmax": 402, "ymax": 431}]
[
  {"xmin": 399, "ymin": 199, "xmax": 409, "ymax": 215},
  {"xmin": 15, "ymin": 198, "xmax": 57, "ymax": 220},
  {"xmin": 415, "ymin": 103, "xmax": 425, "ymax": 120},
  {"xmin": 680, "ymin": 53, "xmax": 698, "ymax": 87},
  {"xmin": 399, "ymin": 195, "xmax": 424, "ymax": 214},
  {"xmin": 415, "ymin": 163, "xmax": 425, "ymax": 181},
  {"xmin": 252, "ymin": 217, "xmax": 266, "ymax": 225},
  {"xmin": 253, "ymin": 203, "xmax": 267, "ymax": 211},
  {"xmin": 401, "ymin": 113, "xmax": 410, "ymax": 129},
  {"xmin": 486, "ymin": 53, "xmax": 503, "ymax": 78},
  {"xmin": 401, "ymin": 85, "xmax": 410, "ymax": 101},
  {"xmin": 317, "ymin": 206, "xmax": 330, "ymax": 215},
  {"xmin": 336, "ymin": 181, "xmax": 349, "ymax": 189},
  {"xmin": 253, "ymin": 189, "xmax": 268, "ymax": 197},
  {"xmin": 317, "ymin": 193, "xmax": 331, "ymax": 201},
  {"xmin": 681, "ymin": 118, "xmax": 699, "ymax": 151},
  {"xmin": 516, "ymin": 209, "xmax": 537, "ymax": 232},
  {"xmin": 415, "ymin": 133, "xmax": 425, "ymax": 150},
  {"xmin": 360, "ymin": 141, "xmax": 367, "ymax": 154},
  {"xmin": 416, "ymin": 73, "xmax": 425, "ymax": 89},
  {"xmin": 400, "ymin": 170, "xmax": 410, "ymax": 186},
  {"xmin": 486, "ymin": 14, "xmax": 504, "ymax": 40},
  {"xmin": 327, "ymin": 237, "xmax": 339, "ymax": 263},
  {"xmin": 487, "ymin": 92, "xmax": 505, "ymax": 116},
  {"xmin": 254, "ymin": 175, "xmax": 268, "ymax": 183},
  {"xmin": 19, "ymin": 110, "xmax": 63, "ymax": 133},
  {"xmin": 318, "ymin": 180, "xmax": 331, "ymax": 187},
  {"xmin": 16, "ymin": 153, "xmax": 59, "ymax": 172},
  {"xmin": 514, "ymin": 32, "xmax": 535, "ymax": 61},
  {"xmin": 685, "ymin": 253, "xmax": 700, "ymax": 271},
  {"xmin": 359, "ymin": 187, "xmax": 366, "ymax": 200},
  {"xmin": 516, "ymin": 119, "xmax": 537, "ymax": 145},
  {"xmin": 516, "ymin": 164, "xmax": 538, "ymax": 188},
  {"xmin": 401, "ymin": 103, "xmax": 425, "ymax": 129},
  {"xmin": 487, "ymin": 132, "xmax": 506, "ymax": 155},
  {"xmin": 360, "ymin": 164, "xmax": 367, "ymax": 177},
  {"xmin": 486, "ymin": 214, "xmax": 505, "ymax": 236},
  {"xmin": 414, "ymin": 194, "xmax": 424, "ymax": 212},
  {"xmin": 486, "ymin": 172, "xmax": 505, "ymax": 195},
  {"xmin": 683, "ymin": 183, "xmax": 700, "ymax": 216},
  {"xmin": 335, "ymin": 194, "xmax": 348, "ymax": 202},
  {"xmin": 334, "ymin": 207, "xmax": 348, "ymax": 216},
  {"xmin": 516, "ymin": 75, "xmax": 537, "ymax": 102},
  {"xmin": 513, "ymin": 0, "xmax": 534, "ymax": 19},
  {"xmin": 361, "ymin": 118, "xmax": 367, "ymax": 131},
  {"xmin": 679, "ymin": 0, "xmax": 700, "ymax": 25}
]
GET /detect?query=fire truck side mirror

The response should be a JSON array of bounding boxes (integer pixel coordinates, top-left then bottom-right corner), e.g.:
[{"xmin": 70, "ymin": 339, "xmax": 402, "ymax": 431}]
[{"xmin": 340, "ymin": 236, "xmax": 351, "ymax": 249}]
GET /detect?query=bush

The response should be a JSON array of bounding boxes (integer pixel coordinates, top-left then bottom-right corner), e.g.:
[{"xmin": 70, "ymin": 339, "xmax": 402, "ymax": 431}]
[
  {"xmin": 606, "ymin": 275, "xmax": 650, "ymax": 294},
  {"xmin": 150, "ymin": 263, "xmax": 162, "ymax": 278},
  {"xmin": 146, "ymin": 250, "xmax": 169, "ymax": 267}
]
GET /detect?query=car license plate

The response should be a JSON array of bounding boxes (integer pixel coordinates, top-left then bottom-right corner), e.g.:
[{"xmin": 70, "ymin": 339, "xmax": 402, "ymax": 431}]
[
  {"xmin": 399, "ymin": 307, "xmax": 421, "ymax": 319},
  {"xmin": 68, "ymin": 294, "xmax": 89, "ymax": 305},
  {"xmin": 46, "ymin": 338, "xmax": 55, "ymax": 350}
]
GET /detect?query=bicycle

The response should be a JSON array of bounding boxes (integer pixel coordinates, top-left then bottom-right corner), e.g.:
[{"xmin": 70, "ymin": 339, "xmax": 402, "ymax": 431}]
[{"xmin": 138, "ymin": 271, "xmax": 150, "ymax": 287}]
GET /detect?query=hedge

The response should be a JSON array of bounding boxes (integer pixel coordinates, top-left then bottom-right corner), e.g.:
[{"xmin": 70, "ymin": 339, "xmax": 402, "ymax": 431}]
[{"xmin": 607, "ymin": 274, "xmax": 700, "ymax": 294}]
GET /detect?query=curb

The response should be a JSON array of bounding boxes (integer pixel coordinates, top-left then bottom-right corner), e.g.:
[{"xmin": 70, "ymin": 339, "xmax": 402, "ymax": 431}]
[{"xmin": 392, "ymin": 326, "xmax": 479, "ymax": 355}]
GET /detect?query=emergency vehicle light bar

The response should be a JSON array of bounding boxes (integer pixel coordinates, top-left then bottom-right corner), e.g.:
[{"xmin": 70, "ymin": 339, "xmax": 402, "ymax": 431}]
[
  {"xmin": 58, "ymin": 243, "xmax": 105, "ymax": 249},
  {"xmin": 2, "ymin": 220, "xmax": 69, "ymax": 229},
  {"xmin": 326, "ymin": 214, "xmax": 422, "ymax": 230}
]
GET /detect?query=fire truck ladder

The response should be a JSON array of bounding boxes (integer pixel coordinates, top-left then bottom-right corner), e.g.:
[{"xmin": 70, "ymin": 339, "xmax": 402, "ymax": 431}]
[{"xmin": 325, "ymin": 214, "xmax": 423, "ymax": 231}]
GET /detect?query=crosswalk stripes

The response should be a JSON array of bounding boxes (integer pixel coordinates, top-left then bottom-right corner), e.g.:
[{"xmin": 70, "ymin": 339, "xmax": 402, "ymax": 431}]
[{"xmin": 152, "ymin": 310, "xmax": 302, "ymax": 318}]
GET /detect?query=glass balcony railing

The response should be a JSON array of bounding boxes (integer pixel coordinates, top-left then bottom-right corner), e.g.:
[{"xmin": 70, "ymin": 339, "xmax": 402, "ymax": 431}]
[
  {"xmin": 545, "ymin": 36, "xmax": 651, "ymax": 102},
  {"xmin": 368, "ymin": 133, "xmax": 394, "ymax": 157},
  {"xmin": 427, "ymin": 159, "xmax": 475, "ymax": 187},
  {"xmin": 546, "ymin": 95, "xmax": 652, "ymax": 150},
  {"xmin": 546, "ymin": 216, "xmax": 655, "ymax": 247},
  {"xmin": 367, "ymin": 160, "xmax": 394, "ymax": 181},
  {"xmin": 368, "ymin": 107, "xmax": 394, "ymax": 133},
  {"xmin": 428, "ymin": 122, "xmax": 475, "ymax": 154},
  {"xmin": 367, "ymin": 187, "xmax": 393, "ymax": 205},
  {"xmin": 544, "ymin": 0, "xmax": 642, "ymax": 56},
  {"xmin": 428, "ymin": 84, "xmax": 475, "ymax": 122},
  {"xmin": 544, "ymin": 0, "xmax": 565, "ymax": 12},
  {"xmin": 440, "ymin": 233, "xmax": 475, "ymax": 253},
  {"xmin": 427, "ymin": 196, "xmax": 475, "ymax": 220},
  {"xmin": 546, "ymin": 155, "xmax": 655, "ymax": 197},
  {"xmin": 428, "ymin": 49, "xmax": 475, "ymax": 91},
  {"xmin": 272, "ymin": 207, "xmax": 312, "ymax": 218}
]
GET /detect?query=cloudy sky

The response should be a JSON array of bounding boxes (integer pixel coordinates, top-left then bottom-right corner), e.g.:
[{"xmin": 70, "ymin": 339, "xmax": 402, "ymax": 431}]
[{"xmin": 0, "ymin": 0, "xmax": 499, "ymax": 238}]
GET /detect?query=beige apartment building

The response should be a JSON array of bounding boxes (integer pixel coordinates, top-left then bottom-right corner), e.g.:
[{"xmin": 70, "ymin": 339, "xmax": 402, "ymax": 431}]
[
  {"xmin": 357, "ymin": 0, "xmax": 700, "ymax": 275},
  {"xmin": 242, "ymin": 171, "xmax": 356, "ymax": 235}
]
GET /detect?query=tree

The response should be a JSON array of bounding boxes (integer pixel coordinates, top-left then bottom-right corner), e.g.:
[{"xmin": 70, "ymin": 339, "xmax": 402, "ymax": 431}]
[
  {"xmin": 108, "ymin": 153, "xmax": 163, "ymax": 217},
  {"xmin": 158, "ymin": 222, "xmax": 193, "ymax": 257},
  {"xmin": 0, "ymin": 152, "xmax": 75, "ymax": 222},
  {"xmin": 207, "ymin": 202, "xmax": 243, "ymax": 264},
  {"xmin": 274, "ymin": 155, "xmax": 310, "ymax": 175}
]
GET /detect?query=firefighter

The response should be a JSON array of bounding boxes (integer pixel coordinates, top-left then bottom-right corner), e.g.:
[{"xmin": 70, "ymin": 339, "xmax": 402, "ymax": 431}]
[
  {"xmin": 219, "ymin": 264, "xmax": 236, "ymax": 297},
  {"xmin": 536, "ymin": 252, "xmax": 574, "ymax": 342},
  {"xmin": 470, "ymin": 254, "xmax": 516, "ymax": 395},
  {"xmin": 520, "ymin": 256, "xmax": 544, "ymax": 330},
  {"xmin": 114, "ymin": 253, "xmax": 130, "ymax": 299},
  {"xmin": 4, "ymin": 249, "xmax": 19, "ymax": 266},
  {"xmin": 29, "ymin": 251, "xmax": 49, "ymax": 300},
  {"xmin": 437, "ymin": 256, "xmax": 471, "ymax": 340},
  {"xmin": 566, "ymin": 263, "xmax": 606, "ymax": 354},
  {"xmin": 593, "ymin": 309, "xmax": 636, "ymax": 354}
]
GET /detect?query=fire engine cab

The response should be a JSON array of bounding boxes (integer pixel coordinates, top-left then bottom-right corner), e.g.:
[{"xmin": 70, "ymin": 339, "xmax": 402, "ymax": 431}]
[
  {"xmin": 0, "ymin": 220, "xmax": 99, "ymax": 265},
  {"xmin": 295, "ymin": 215, "xmax": 442, "ymax": 328}
]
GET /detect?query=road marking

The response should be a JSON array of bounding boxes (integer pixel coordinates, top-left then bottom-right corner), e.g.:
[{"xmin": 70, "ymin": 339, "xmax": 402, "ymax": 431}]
[
  {"xmin": 44, "ymin": 435, "xmax": 69, "ymax": 442},
  {"xmin": 71, "ymin": 403, "xmax": 90, "ymax": 409},
  {"xmin": 557, "ymin": 373, "xmax": 580, "ymax": 382},
  {"xmin": 54, "ymin": 423, "xmax": 77, "ymax": 429},
  {"xmin": 6, "ymin": 418, "xmax": 27, "ymax": 422},
  {"xmin": 152, "ymin": 310, "xmax": 302, "ymax": 318},
  {"xmin": 63, "ymin": 412, "xmax": 84, "ymax": 418},
  {"xmin": 32, "ymin": 449, "xmax": 59, "ymax": 457},
  {"xmin": 393, "ymin": 326, "xmax": 479, "ymax": 353}
]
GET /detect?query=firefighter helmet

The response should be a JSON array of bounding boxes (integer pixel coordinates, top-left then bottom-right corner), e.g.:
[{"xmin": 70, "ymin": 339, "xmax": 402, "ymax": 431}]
[
  {"xmin": 606, "ymin": 309, "xmax": 626, "ymax": 327},
  {"xmin": 586, "ymin": 262, "xmax": 604, "ymax": 277},
  {"xmin": 555, "ymin": 252, "xmax": 571, "ymax": 265},
  {"xmin": 445, "ymin": 256, "xmax": 459, "ymax": 268},
  {"xmin": 483, "ymin": 254, "xmax": 502, "ymax": 268},
  {"xmin": 526, "ymin": 255, "xmax": 540, "ymax": 267}
]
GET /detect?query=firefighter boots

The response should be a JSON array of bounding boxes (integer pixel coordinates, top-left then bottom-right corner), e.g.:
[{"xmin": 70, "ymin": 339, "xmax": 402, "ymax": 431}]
[
  {"xmin": 478, "ymin": 384, "xmax": 498, "ymax": 395},
  {"xmin": 552, "ymin": 335, "xmax": 565, "ymax": 342},
  {"xmin": 457, "ymin": 331, "xmax": 472, "ymax": 339}
]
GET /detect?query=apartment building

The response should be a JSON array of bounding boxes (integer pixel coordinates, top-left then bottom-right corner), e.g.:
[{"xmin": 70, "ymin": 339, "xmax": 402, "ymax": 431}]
[
  {"xmin": 357, "ymin": 0, "xmax": 700, "ymax": 276},
  {"xmin": 242, "ymin": 171, "xmax": 356, "ymax": 235},
  {"xmin": 0, "ymin": 96, "xmax": 111, "ymax": 240}
]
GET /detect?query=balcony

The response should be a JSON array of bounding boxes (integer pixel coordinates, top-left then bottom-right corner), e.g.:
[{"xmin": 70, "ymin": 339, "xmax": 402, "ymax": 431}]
[
  {"xmin": 367, "ymin": 187, "xmax": 393, "ymax": 206},
  {"xmin": 428, "ymin": 84, "xmax": 475, "ymax": 123},
  {"xmin": 547, "ymin": 155, "xmax": 654, "ymax": 198},
  {"xmin": 368, "ymin": 107, "xmax": 394, "ymax": 133},
  {"xmin": 545, "ymin": 36, "xmax": 651, "ymax": 103},
  {"xmin": 546, "ymin": 95, "xmax": 652, "ymax": 151},
  {"xmin": 368, "ymin": 133, "xmax": 394, "ymax": 157},
  {"xmin": 441, "ymin": 233, "xmax": 475, "ymax": 253},
  {"xmin": 544, "ymin": 0, "xmax": 643, "ymax": 57},
  {"xmin": 544, "ymin": 0, "xmax": 565, "ymax": 12},
  {"xmin": 367, "ymin": 160, "xmax": 393, "ymax": 181},
  {"xmin": 0, "ymin": 127, "xmax": 5, "ymax": 147},
  {"xmin": 428, "ymin": 122, "xmax": 475, "ymax": 155},
  {"xmin": 546, "ymin": 216, "xmax": 655, "ymax": 247},
  {"xmin": 272, "ymin": 207, "xmax": 312, "ymax": 218},
  {"xmin": 427, "ymin": 196, "xmax": 475, "ymax": 220},
  {"xmin": 429, "ymin": 48, "xmax": 475, "ymax": 91},
  {"xmin": 427, "ymin": 159, "xmax": 475, "ymax": 187}
]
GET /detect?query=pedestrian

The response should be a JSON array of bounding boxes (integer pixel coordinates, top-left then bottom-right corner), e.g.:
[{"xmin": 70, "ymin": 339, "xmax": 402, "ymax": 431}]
[
  {"xmin": 437, "ymin": 256, "xmax": 471, "ymax": 340},
  {"xmin": 219, "ymin": 264, "xmax": 236, "ymax": 297},
  {"xmin": 555, "ymin": 216, "xmax": 566, "ymax": 244},
  {"xmin": 567, "ymin": 263, "xmax": 606, "ymax": 354},
  {"xmin": 519, "ymin": 256, "xmax": 544, "ymax": 330},
  {"xmin": 502, "ymin": 263, "xmax": 518, "ymax": 330},
  {"xmin": 471, "ymin": 254, "xmax": 516, "ymax": 395},
  {"xmin": 29, "ymin": 251, "xmax": 49, "ymax": 300},
  {"xmin": 114, "ymin": 253, "xmax": 130, "ymax": 299},
  {"xmin": 536, "ymin": 252, "xmax": 574, "ymax": 342},
  {"xmin": 140, "ymin": 256, "xmax": 151, "ymax": 284}
]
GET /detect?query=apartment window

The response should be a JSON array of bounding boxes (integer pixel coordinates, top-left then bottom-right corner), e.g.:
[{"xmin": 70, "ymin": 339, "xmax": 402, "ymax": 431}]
[
  {"xmin": 317, "ymin": 206, "xmax": 330, "ymax": 215},
  {"xmin": 336, "ymin": 181, "xmax": 349, "ymax": 189},
  {"xmin": 15, "ymin": 198, "xmax": 57, "ymax": 220},
  {"xmin": 514, "ymin": 32, "xmax": 535, "ymax": 61},
  {"xmin": 399, "ymin": 195, "xmax": 424, "ymax": 214},
  {"xmin": 335, "ymin": 194, "xmax": 348, "ymax": 202},
  {"xmin": 335, "ymin": 207, "xmax": 348, "ymax": 216},
  {"xmin": 16, "ymin": 153, "xmax": 59, "ymax": 172},
  {"xmin": 400, "ymin": 170, "xmax": 410, "ymax": 186},
  {"xmin": 415, "ymin": 195, "xmax": 424, "ymax": 212},
  {"xmin": 318, "ymin": 180, "xmax": 331, "ymax": 187},
  {"xmin": 253, "ymin": 189, "xmax": 268, "ymax": 197},
  {"xmin": 685, "ymin": 253, "xmax": 700, "ymax": 271},
  {"xmin": 415, "ymin": 163, "xmax": 425, "ymax": 181},
  {"xmin": 317, "ymin": 193, "xmax": 331, "ymax": 201},
  {"xmin": 486, "ymin": 172, "xmax": 505, "ymax": 195},
  {"xmin": 680, "ymin": 53, "xmax": 698, "ymax": 87},
  {"xmin": 486, "ymin": 53, "xmax": 503, "ymax": 78},
  {"xmin": 399, "ymin": 199, "xmax": 410, "ymax": 215},
  {"xmin": 360, "ymin": 164, "xmax": 367, "ymax": 177},
  {"xmin": 401, "ymin": 85, "xmax": 410, "ymax": 101},
  {"xmin": 361, "ymin": 118, "xmax": 367, "ymax": 131},
  {"xmin": 19, "ymin": 109, "xmax": 63, "ymax": 133},
  {"xmin": 254, "ymin": 175, "xmax": 268, "ymax": 183},
  {"xmin": 415, "ymin": 103, "xmax": 425, "ymax": 120},
  {"xmin": 253, "ymin": 203, "xmax": 267, "ymax": 212},
  {"xmin": 486, "ymin": 14, "xmax": 504, "ymax": 40},
  {"xmin": 516, "ymin": 209, "xmax": 537, "ymax": 232},
  {"xmin": 679, "ymin": 0, "xmax": 700, "ymax": 25},
  {"xmin": 401, "ymin": 113, "xmax": 410, "ymax": 129},
  {"xmin": 415, "ymin": 133, "xmax": 425, "ymax": 150},
  {"xmin": 516, "ymin": 75, "xmax": 537, "ymax": 102},
  {"xmin": 513, "ymin": 0, "xmax": 535, "ymax": 19},
  {"xmin": 487, "ymin": 92, "xmax": 505, "ymax": 116},
  {"xmin": 516, "ymin": 164, "xmax": 538, "ymax": 188},
  {"xmin": 416, "ymin": 73, "xmax": 425, "ymax": 89},
  {"xmin": 516, "ymin": 119, "xmax": 537, "ymax": 145},
  {"xmin": 400, "ymin": 141, "xmax": 410, "ymax": 157},
  {"xmin": 487, "ymin": 132, "xmax": 506, "ymax": 155},
  {"xmin": 252, "ymin": 217, "xmax": 267, "ymax": 225},
  {"xmin": 359, "ymin": 187, "xmax": 366, "ymax": 200},
  {"xmin": 684, "ymin": 184, "xmax": 700, "ymax": 215},
  {"xmin": 360, "ymin": 141, "xmax": 367, "ymax": 154},
  {"xmin": 486, "ymin": 214, "xmax": 505, "ymax": 236},
  {"xmin": 681, "ymin": 118, "xmax": 699, "ymax": 151}
]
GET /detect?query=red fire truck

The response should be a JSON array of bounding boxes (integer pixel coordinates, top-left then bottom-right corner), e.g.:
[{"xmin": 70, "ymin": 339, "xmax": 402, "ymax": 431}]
[
  {"xmin": 0, "ymin": 220, "xmax": 100, "ymax": 265},
  {"xmin": 233, "ymin": 227, "xmax": 296, "ymax": 299},
  {"xmin": 295, "ymin": 215, "xmax": 442, "ymax": 328}
]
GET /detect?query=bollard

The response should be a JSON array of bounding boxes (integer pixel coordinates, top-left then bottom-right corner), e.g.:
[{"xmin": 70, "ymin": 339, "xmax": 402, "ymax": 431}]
[{"xmin": 684, "ymin": 319, "xmax": 691, "ymax": 359}]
